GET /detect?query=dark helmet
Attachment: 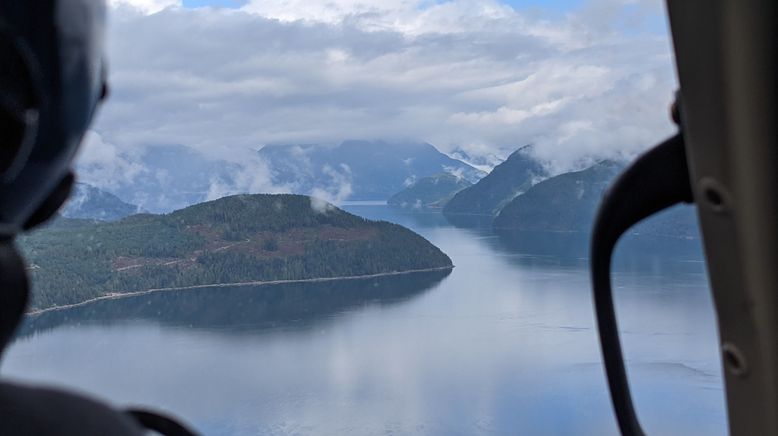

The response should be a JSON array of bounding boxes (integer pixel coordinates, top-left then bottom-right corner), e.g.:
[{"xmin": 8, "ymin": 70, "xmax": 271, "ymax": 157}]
[{"xmin": 0, "ymin": 0, "xmax": 108, "ymax": 238}]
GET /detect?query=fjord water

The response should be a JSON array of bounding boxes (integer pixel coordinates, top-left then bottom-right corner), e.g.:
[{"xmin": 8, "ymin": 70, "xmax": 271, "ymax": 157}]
[{"xmin": 3, "ymin": 204, "xmax": 725, "ymax": 435}]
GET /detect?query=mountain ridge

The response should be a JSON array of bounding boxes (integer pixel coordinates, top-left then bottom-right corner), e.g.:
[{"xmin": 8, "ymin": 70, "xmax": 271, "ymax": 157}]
[
  {"xmin": 259, "ymin": 140, "xmax": 485, "ymax": 201},
  {"xmin": 494, "ymin": 159, "xmax": 699, "ymax": 239},
  {"xmin": 80, "ymin": 141, "xmax": 485, "ymax": 213},
  {"xmin": 443, "ymin": 145, "xmax": 546, "ymax": 217}
]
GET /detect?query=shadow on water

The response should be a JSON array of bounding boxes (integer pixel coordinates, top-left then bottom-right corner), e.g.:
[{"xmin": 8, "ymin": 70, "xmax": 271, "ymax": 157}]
[
  {"xmin": 440, "ymin": 213, "xmax": 494, "ymax": 231},
  {"xmin": 491, "ymin": 229, "xmax": 705, "ymax": 273},
  {"xmin": 17, "ymin": 269, "xmax": 451, "ymax": 339}
]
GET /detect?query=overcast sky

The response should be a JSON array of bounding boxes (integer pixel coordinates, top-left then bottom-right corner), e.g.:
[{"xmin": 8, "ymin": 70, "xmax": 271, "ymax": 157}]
[{"xmin": 80, "ymin": 0, "xmax": 677, "ymax": 192}]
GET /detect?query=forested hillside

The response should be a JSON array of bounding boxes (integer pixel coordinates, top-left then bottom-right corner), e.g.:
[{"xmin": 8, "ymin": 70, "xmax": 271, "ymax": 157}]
[
  {"xmin": 18, "ymin": 194, "xmax": 452, "ymax": 311},
  {"xmin": 493, "ymin": 161, "xmax": 621, "ymax": 231},
  {"xmin": 493, "ymin": 160, "xmax": 699, "ymax": 238}
]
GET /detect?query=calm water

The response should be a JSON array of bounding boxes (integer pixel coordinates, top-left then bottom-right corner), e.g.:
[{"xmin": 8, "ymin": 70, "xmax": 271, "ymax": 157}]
[{"xmin": 2, "ymin": 205, "xmax": 726, "ymax": 435}]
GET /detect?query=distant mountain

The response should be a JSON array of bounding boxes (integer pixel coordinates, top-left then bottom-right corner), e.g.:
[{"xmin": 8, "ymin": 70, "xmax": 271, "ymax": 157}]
[
  {"xmin": 19, "ymin": 194, "xmax": 453, "ymax": 311},
  {"xmin": 60, "ymin": 183, "xmax": 139, "ymax": 221},
  {"xmin": 77, "ymin": 141, "xmax": 483, "ymax": 214},
  {"xmin": 388, "ymin": 174, "xmax": 472, "ymax": 209},
  {"xmin": 259, "ymin": 140, "xmax": 484, "ymax": 200},
  {"xmin": 493, "ymin": 160, "xmax": 699, "ymax": 238},
  {"xmin": 443, "ymin": 145, "xmax": 546, "ymax": 217}
]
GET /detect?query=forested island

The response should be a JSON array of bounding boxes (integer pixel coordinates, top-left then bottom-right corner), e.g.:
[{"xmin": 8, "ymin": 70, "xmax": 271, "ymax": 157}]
[{"xmin": 18, "ymin": 194, "xmax": 453, "ymax": 312}]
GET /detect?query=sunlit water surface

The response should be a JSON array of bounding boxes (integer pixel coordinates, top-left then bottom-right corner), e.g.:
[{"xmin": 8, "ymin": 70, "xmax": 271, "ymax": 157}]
[{"xmin": 3, "ymin": 204, "xmax": 725, "ymax": 435}]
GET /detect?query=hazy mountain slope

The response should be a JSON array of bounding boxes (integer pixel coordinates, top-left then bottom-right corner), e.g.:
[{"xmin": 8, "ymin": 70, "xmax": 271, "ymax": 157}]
[
  {"xmin": 443, "ymin": 146, "xmax": 546, "ymax": 216},
  {"xmin": 77, "ymin": 144, "xmax": 250, "ymax": 214},
  {"xmin": 78, "ymin": 141, "xmax": 483, "ymax": 213},
  {"xmin": 19, "ymin": 194, "xmax": 453, "ymax": 311},
  {"xmin": 388, "ymin": 174, "xmax": 472, "ymax": 209},
  {"xmin": 60, "ymin": 183, "xmax": 139, "ymax": 221},
  {"xmin": 123, "ymin": 144, "xmax": 243, "ymax": 213},
  {"xmin": 449, "ymin": 148, "xmax": 505, "ymax": 173},
  {"xmin": 259, "ymin": 140, "xmax": 484, "ymax": 200}
]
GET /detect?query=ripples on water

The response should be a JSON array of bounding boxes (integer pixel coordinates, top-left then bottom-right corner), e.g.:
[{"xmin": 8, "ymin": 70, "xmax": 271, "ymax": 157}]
[{"xmin": 3, "ymin": 205, "xmax": 726, "ymax": 435}]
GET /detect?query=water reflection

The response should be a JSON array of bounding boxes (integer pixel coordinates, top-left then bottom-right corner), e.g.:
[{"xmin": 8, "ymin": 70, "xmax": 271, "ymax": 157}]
[
  {"xmin": 491, "ymin": 228, "xmax": 704, "ymax": 270},
  {"xmin": 18, "ymin": 270, "xmax": 451, "ymax": 338},
  {"xmin": 441, "ymin": 213, "xmax": 495, "ymax": 230},
  {"xmin": 3, "ymin": 205, "xmax": 725, "ymax": 436}
]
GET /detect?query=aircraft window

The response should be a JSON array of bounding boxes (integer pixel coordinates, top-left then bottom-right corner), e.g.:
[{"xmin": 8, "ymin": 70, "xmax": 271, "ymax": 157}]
[{"xmin": 2, "ymin": 1, "xmax": 726, "ymax": 434}]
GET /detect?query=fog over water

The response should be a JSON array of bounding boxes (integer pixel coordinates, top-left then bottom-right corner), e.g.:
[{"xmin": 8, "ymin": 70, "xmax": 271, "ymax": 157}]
[{"xmin": 3, "ymin": 204, "xmax": 725, "ymax": 435}]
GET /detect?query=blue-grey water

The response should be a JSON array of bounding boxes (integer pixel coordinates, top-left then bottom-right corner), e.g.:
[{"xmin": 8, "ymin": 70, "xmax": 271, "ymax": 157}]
[{"xmin": 2, "ymin": 204, "xmax": 725, "ymax": 435}]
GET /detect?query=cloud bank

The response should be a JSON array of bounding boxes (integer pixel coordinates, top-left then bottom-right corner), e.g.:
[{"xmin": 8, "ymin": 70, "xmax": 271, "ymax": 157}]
[{"xmin": 81, "ymin": 0, "xmax": 677, "ymax": 199}]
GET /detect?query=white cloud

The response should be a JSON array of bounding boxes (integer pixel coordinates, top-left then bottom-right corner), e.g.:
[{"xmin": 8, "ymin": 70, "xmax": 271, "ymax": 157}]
[
  {"xmin": 443, "ymin": 166, "xmax": 466, "ymax": 181},
  {"xmin": 205, "ymin": 151, "xmax": 289, "ymax": 201},
  {"xmin": 74, "ymin": 130, "xmax": 146, "ymax": 191},
  {"xmin": 240, "ymin": 0, "xmax": 419, "ymax": 25},
  {"xmin": 109, "ymin": 0, "xmax": 181, "ymax": 15},
  {"xmin": 87, "ymin": 0, "xmax": 676, "ymax": 197},
  {"xmin": 310, "ymin": 164, "xmax": 354, "ymax": 211}
]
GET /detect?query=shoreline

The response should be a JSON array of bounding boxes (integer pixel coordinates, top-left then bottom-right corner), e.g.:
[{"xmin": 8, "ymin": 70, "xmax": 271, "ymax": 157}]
[{"xmin": 26, "ymin": 266, "xmax": 454, "ymax": 316}]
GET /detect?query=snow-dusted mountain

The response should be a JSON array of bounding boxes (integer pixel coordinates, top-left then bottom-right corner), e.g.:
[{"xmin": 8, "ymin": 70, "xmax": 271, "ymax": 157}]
[{"xmin": 449, "ymin": 148, "xmax": 506, "ymax": 173}]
